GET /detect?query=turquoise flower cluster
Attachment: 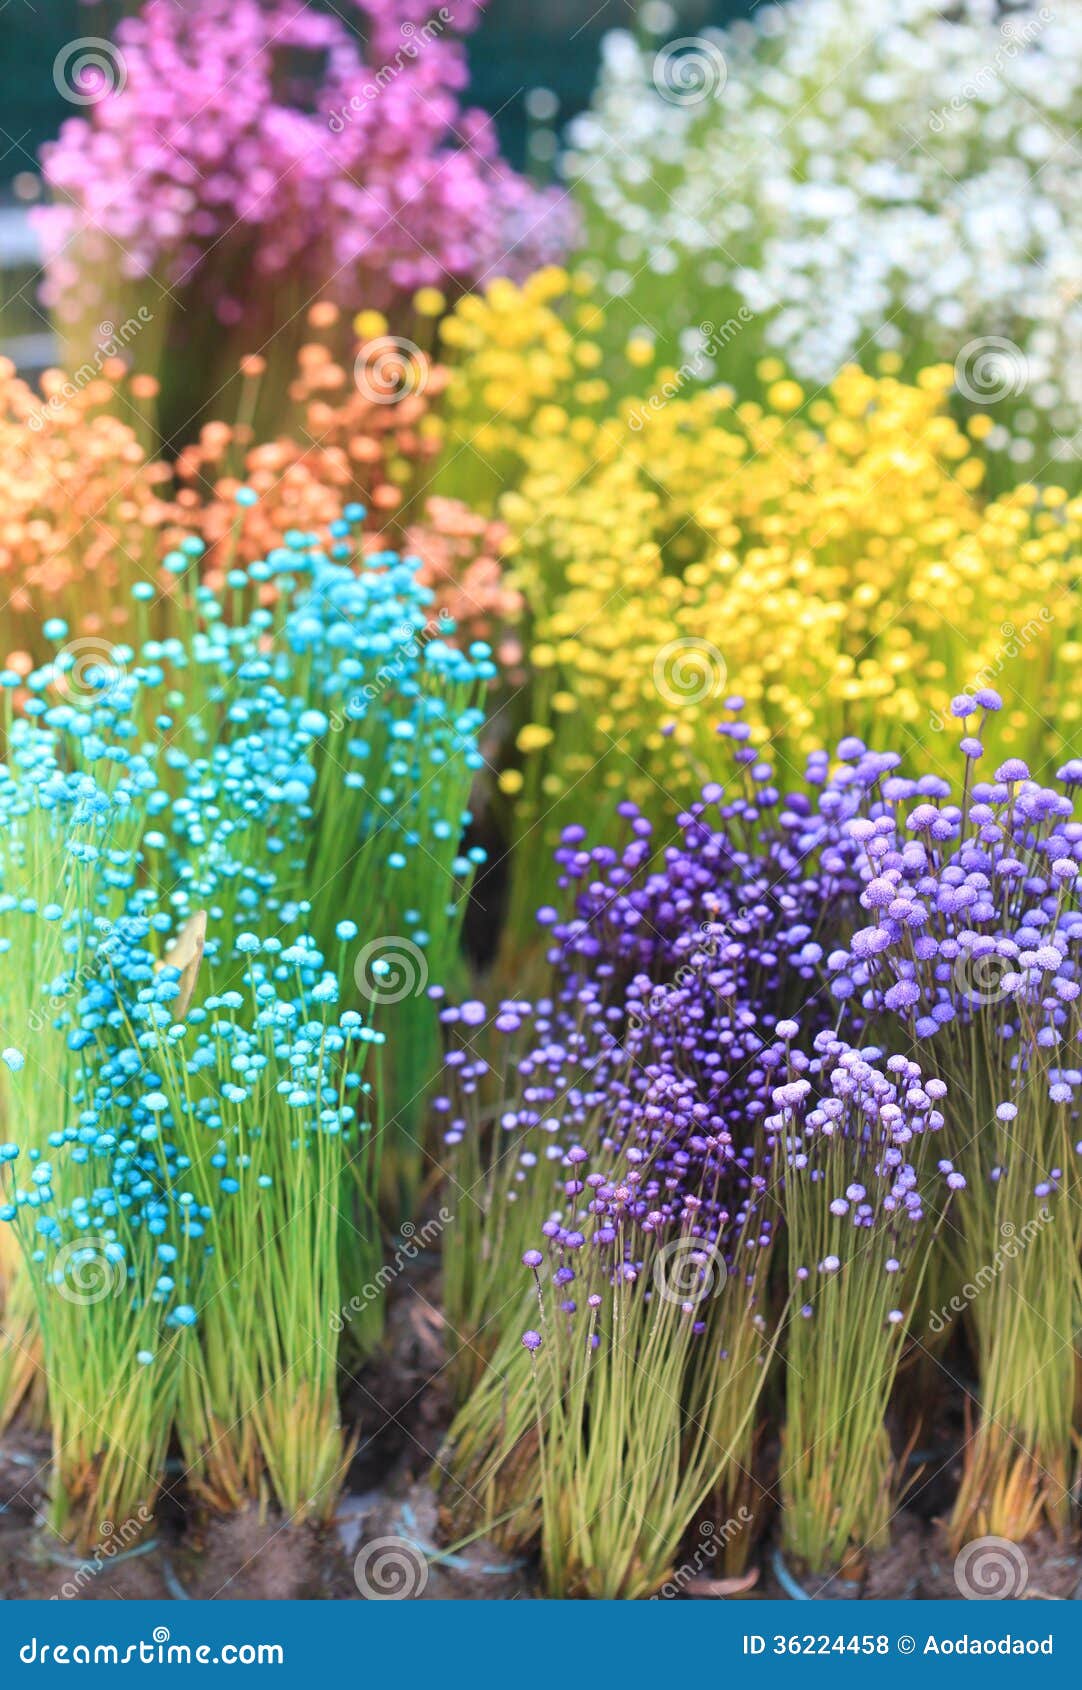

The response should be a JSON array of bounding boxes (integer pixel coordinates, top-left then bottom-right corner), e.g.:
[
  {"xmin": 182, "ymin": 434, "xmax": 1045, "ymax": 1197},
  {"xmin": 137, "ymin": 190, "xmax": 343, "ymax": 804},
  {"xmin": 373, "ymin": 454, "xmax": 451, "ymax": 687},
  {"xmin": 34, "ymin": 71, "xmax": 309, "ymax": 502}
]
[{"xmin": 0, "ymin": 502, "xmax": 495, "ymax": 1539}]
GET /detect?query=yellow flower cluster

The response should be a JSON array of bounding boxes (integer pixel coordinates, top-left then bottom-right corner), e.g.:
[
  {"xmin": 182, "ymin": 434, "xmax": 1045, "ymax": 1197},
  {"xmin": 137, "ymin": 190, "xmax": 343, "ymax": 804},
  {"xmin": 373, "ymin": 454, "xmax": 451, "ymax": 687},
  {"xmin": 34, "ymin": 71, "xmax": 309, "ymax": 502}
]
[
  {"xmin": 437, "ymin": 266, "xmax": 615, "ymax": 504},
  {"xmin": 436, "ymin": 274, "xmax": 1082, "ymax": 875}
]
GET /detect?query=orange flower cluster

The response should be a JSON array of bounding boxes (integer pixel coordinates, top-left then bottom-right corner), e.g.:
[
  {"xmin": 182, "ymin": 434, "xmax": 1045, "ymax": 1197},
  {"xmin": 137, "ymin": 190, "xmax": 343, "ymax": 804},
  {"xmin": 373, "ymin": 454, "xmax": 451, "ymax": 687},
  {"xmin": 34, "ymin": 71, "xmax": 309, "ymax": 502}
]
[
  {"xmin": 0, "ymin": 306, "xmax": 520, "ymax": 668},
  {"xmin": 0, "ymin": 356, "xmax": 171, "ymax": 666}
]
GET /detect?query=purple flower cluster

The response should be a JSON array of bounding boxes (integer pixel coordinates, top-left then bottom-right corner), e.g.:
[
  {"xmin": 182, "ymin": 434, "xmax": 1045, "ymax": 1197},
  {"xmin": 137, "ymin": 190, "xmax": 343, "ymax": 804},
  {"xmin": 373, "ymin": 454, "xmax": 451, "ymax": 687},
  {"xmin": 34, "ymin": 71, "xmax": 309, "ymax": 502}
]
[
  {"xmin": 826, "ymin": 697, "xmax": 1082, "ymax": 1130},
  {"xmin": 438, "ymin": 710, "xmax": 896, "ymax": 1338},
  {"xmin": 441, "ymin": 712, "xmax": 1041, "ymax": 1308},
  {"xmin": 38, "ymin": 0, "xmax": 570, "ymax": 330},
  {"xmin": 442, "ymin": 700, "xmax": 1082, "ymax": 1566},
  {"xmin": 767, "ymin": 1030, "xmax": 956, "ymax": 1307},
  {"xmin": 800, "ymin": 696, "xmax": 1082, "ymax": 1550},
  {"xmin": 770, "ymin": 1026, "xmax": 960, "ymax": 1574}
]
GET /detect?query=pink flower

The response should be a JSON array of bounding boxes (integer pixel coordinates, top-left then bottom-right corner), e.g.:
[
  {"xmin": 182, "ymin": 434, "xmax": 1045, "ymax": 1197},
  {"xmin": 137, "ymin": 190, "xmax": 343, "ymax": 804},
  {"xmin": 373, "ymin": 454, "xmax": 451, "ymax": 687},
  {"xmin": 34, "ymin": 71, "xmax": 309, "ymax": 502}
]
[{"xmin": 37, "ymin": 0, "xmax": 572, "ymax": 332}]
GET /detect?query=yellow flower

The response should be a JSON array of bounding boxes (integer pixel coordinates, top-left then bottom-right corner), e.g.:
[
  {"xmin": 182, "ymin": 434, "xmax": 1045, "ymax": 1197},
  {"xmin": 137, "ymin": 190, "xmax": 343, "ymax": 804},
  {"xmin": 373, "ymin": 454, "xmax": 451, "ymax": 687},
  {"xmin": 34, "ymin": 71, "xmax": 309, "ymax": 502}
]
[
  {"xmin": 516, "ymin": 724, "xmax": 555, "ymax": 753},
  {"xmin": 435, "ymin": 269, "xmax": 1082, "ymax": 917},
  {"xmin": 767, "ymin": 379, "xmax": 804, "ymax": 413},
  {"xmin": 353, "ymin": 309, "xmax": 388, "ymax": 340},
  {"xmin": 413, "ymin": 287, "xmax": 446, "ymax": 318}
]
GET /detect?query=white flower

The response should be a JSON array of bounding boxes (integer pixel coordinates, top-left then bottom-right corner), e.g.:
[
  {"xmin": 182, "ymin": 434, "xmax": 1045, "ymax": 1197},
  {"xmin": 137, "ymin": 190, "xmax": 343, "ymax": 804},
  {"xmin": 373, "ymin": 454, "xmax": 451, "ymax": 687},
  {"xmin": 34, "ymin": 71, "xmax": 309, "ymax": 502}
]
[{"xmin": 568, "ymin": 0, "xmax": 1082, "ymax": 474}]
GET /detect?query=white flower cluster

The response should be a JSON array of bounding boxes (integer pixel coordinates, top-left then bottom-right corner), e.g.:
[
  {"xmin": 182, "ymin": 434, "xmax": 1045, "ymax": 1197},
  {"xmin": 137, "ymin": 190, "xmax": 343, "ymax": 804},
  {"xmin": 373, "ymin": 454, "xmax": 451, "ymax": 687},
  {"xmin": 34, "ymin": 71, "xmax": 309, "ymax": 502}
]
[{"xmin": 567, "ymin": 0, "xmax": 1082, "ymax": 474}]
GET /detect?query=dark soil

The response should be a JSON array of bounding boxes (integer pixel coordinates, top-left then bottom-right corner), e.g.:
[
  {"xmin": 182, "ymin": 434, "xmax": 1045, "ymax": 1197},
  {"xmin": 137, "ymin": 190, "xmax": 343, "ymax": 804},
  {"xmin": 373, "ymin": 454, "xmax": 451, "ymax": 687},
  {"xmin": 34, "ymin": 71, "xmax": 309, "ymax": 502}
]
[
  {"xmin": 764, "ymin": 1520, "xmax": 1082, "ymax": 1602},
  {"xmin": 172, "ymin": 1510, "xmax": 355, "ymax": 1601},
  {"xmin": 3, "ymin": 1254, "xmax": 1079, "ymax": 1601},
  {"xmin": 0, "ymin": 1245, "xmax": 533, "ymax": 1601},
  {"xmin": 340, "ymin": 1252, "xmax": 453, "ymax": 1497},
  {"xmin": 5, "ymin": 1417, "xmax": 1082, "ymax": 1599}
]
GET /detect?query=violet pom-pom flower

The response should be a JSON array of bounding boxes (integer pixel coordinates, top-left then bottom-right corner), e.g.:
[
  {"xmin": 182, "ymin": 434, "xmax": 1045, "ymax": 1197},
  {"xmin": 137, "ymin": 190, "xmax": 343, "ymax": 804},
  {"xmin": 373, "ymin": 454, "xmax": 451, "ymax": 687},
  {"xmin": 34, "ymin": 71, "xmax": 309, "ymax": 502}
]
[
  {"xmin": 825, "ymin": 709, "xmax": 1082, "ymax": 1545},
  {"xmin": 776, "ymin": 1037, "xmax": 957, "ymax": 1573},
  {"xmin": 435, "ymin": 715, "xmax": 895, "ymax": 1596}
]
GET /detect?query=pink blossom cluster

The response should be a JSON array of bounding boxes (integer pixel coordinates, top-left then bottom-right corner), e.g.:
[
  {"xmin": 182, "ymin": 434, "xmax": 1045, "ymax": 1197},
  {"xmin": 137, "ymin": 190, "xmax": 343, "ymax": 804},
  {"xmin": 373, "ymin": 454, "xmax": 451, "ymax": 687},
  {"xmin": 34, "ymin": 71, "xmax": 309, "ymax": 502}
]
[{"xmin": 38, "ymin": 0, "xmax": 570, "ymax": 329}]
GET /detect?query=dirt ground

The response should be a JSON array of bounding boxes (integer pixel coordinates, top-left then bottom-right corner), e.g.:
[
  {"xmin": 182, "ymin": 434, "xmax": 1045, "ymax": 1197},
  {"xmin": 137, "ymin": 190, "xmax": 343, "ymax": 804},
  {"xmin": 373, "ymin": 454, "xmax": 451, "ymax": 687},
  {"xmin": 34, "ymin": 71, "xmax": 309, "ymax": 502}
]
[{"xmin": 2, "ymin": 1261, "xmax": 1079, "ymax": 1601}]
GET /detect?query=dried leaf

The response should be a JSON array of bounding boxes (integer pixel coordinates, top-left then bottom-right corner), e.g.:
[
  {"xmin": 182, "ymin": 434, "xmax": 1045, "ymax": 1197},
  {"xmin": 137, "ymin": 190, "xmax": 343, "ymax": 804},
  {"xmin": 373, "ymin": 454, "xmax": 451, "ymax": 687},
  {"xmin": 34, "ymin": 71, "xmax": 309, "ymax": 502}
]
[
  {"xmin": 685, "ymin": 1568, "xmax": 760, "ymax": 1599},
  {"xmin": 156, "ymin": 910, "xmax": 207, "ymax": 1019}
]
